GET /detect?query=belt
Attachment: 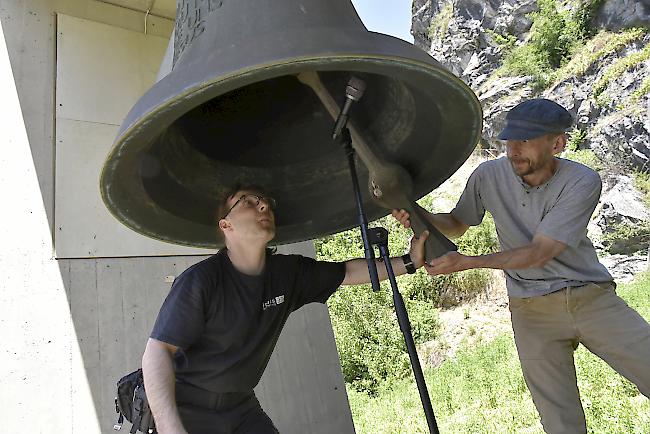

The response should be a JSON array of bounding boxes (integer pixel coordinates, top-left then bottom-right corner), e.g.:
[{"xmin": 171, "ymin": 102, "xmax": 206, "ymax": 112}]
[{"xmin": 175, "ymin": 381, "xmax": 254, "ymax": 411}]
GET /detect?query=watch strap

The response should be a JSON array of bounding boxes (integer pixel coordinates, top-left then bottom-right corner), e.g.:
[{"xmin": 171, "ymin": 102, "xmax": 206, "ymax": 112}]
[{"xmin": 402, "ymin": 253, "xmax": 416, "ymax": 274}]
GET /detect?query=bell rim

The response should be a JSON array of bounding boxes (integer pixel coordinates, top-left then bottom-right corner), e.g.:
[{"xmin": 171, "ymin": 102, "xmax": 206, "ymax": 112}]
[{"xmin": 112, "ymin": 54, "xmax": 478, "ymax": 140}]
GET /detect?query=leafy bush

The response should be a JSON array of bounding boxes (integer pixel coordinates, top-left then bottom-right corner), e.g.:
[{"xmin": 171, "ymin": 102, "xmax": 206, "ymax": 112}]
[
  {"xmin": 494, "ymin": 0, "xmax": 610, "ymax": 89},
  {"xmin": 348, "ymin": 275, "xmax": 650, "ymax": 433},
  {"xmin": 561, "ymin": 128, "xmax": 603, "ymax": 170},
  {"xmin": 633, "ymin": 171, "xmax": 650, "ymax": 207},
  {"xmin": 562, "ymin": 149, "xmax": 603, "ymax": 171},
  {"xmin": 630, "ymin": 75, "xmax": 650, "ymax": 103},
  {"xmin": 485, "ymin": 28, "xmax": 517, "ymax": 52},
  {"xmin": 428, "ymin": 214, "xmax": 499, "ymax": 306},
  {"xmin": 601, "ymin": 221, "xmax": 650, "ymax": 254},
  {"xmin": 593, "ymin": 40, "xmax": 650, "ymax": 102},
  {"xmin": 500, "ymin": 43, "xmax": 551, "ymax": 88},
  {"xmin": 495, "ymin": 0, "xmax": 583, "ymax": 87},
  {"xmin": 317, "ymin": 217, "xmax": 441, "ymax": 394},
  {"xmin": 428, "ymin": 2, "xmax": 453, "ymax": 41},
  {"xmin": 528, "ymin": 0, "xmax": 583, "ymax": 68},
  {"xmin": 327, "ymin": 283, "xmax": 415, "ymax": 394},
  {"xmin": 316, "ymin": 203, "xmax": 499, "ymax": 393},
  {"xmin": 552, "ymin": 28, "xmax": 647, "ymax": 84},
  {"xmin": 573, "ymin": 0, "xmax": 608, "ymax": 38},
  {"xmin": 566, "ymin": 128, "xmax": 587, "ymax": 151}
]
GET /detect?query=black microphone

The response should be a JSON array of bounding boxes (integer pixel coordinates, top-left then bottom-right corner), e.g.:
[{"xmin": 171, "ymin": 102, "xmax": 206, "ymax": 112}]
[{"xmin": 332, "ymin": 76, "xmax": 366, "ymax": 140}]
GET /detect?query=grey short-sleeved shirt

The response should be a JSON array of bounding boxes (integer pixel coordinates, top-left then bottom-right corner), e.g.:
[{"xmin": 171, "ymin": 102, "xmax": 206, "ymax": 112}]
[{"xmin": 451, "ymin": 156, "xmax": 612, "ymax": 298}]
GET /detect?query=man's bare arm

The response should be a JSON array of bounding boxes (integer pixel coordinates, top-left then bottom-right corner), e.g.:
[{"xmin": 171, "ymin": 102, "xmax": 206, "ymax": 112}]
[
  {"xmin": 468, "ymin": 233, "xmax": 566, "ymax": 270},
  {"xmin": 341, "ymin": 231, "xmax": 429, "ymax": 286},
  {"xmin": 392, "ymin": 210, "xmax": 469, "ymax": 239},
  {"xmin": 425, "ymin": 233, "xmax": 567, "ymax": 275},
  {"xmin": 142, "ymin": 338, "xmax": 188, "ymax": 434}
]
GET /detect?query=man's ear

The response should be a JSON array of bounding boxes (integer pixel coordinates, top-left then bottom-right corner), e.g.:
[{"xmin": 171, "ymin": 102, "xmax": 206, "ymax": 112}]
[
  {"xmin": 553, "ymin": 133, "xmax": 567, "ymax": 155},
  {"xmin": 218, "ymin": 218, "xmax": 230, "ymax": 232}
]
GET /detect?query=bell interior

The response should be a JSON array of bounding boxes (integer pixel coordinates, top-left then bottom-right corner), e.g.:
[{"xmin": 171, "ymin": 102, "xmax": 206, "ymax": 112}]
[{"xmin": 140, "ymin": 70, "xmax": 445, "ymax": 244}]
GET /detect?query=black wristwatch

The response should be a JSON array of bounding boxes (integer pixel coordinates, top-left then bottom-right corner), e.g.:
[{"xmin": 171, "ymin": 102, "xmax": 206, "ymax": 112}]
[{"xmin": 401, "ymin": 253, "xmax": 416, "ymax": 274}]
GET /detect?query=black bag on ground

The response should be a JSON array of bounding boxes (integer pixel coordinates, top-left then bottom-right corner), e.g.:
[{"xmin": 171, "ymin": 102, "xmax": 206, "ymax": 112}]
[{"xmin": 114, "ymin": 368, "xmax": 156, "ymax": 434}]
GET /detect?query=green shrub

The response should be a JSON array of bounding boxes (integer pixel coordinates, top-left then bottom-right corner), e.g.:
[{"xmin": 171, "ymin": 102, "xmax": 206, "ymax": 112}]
[
  {"xmin": 327, "ymin": 284, "xmax": 441, "ymax": 395},
  {"xmin": 566, "ymin": 128, "xmax": 587, "ymax": 152},
  {"xmin": 505, "ymin": 0, "xmax": 579, "ymax": 64},
  {"xmin": 429, "ymin": 2, "xmax": 453, "ymax": 40},
  {"xmin": 552, "ymin": 28, "xmax": 647, "ymax": 84},
  {"xmin": 562, "ymin": 149, "xmax": 603, "ymax": 171},
  {"xmin": 563, "ymin": 128, "xmax": 599, "ymax": 171},
  {"xmin": 388, "ymin": 205, "xmax": 499, "ymax": 306},
  {"xmin": 347, "ymin": 272, "xmax": 650, "ymax": 433},
  {"xmin": 500, "ymin": 43, "xmax": 551, "ymax": 88},
  {"xmin": 316, "ymin": 204, "xmax": 499, "ymax": 392},
  {"xmin": 573, "ymin": 0, "xmax": 607, "ymax": 38},
  {"xmin": 317, "ymin": 216, "xmax": 440, "ymax": 394},
  {"xmin": 593, "ymin": 40, "xmax": 650, "ymax": 101},
  {"xmin": 601, "ymin": 221, "xmax": 650, "ymax": 254},
  {"xmin": 629, "ymin": 75, "xmax": 650, "ymax": 103},
  {"xmin": 485, "ymin": 28, "xmax": 517, "ymax": 52},
  {"xmin": 633, "ymin": 171, "xmax": 650, "ymax": 207},
  {"xmin": 455, "ymin": 213, "xmax": 499, "ymax": 256},
  {"xmin": 494, "ymin": 0, "xmax": 612, "ymax": 89},
  {"xmin": 327, "ymin": 283, "xmax": 414, "ymax": 394},
  {"xmin": 528, "ymin": 0, "xmax": 583, "ymax": 68},
  {"xmin": 429, "ymin": 214, "xmax": 499, "ymax": 306}
]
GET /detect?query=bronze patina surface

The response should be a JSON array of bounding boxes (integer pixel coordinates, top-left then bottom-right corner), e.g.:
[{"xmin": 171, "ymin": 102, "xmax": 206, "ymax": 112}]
[{"xmin": 100, "ymin": 0, "xmax": 482, "ymax": 249}]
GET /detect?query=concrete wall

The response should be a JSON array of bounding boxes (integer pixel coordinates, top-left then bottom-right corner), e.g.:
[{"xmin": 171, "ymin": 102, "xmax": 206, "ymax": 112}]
[{"xmin": 0, "ymin": 1, "xmax": 354, "ymax": 432}]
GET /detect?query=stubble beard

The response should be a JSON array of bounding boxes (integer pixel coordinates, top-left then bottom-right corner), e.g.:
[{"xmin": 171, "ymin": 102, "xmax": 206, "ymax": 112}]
[{"xmin": 509, "ymin": 157, "xmax": 535, "ymax": 177}]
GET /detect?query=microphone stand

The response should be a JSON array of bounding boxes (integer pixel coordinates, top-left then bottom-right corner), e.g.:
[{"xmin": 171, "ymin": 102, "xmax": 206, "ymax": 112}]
[
  {"xmin": 337, "ymin": 126, "xmax": 440, "ymax": 434},
  {"xmin": 340, "ymin": 127, "xmax": 380, "ymax": 292}
]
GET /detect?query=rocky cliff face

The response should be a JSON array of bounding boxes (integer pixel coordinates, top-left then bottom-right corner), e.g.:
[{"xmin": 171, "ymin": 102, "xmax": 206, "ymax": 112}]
[
  {"xmin": 412, "ymin": 0, "xmax": 650, "ymax": 260},
  {"xmin": 413, "ymin": 0, "xmax": 536, "ymax": 88}
]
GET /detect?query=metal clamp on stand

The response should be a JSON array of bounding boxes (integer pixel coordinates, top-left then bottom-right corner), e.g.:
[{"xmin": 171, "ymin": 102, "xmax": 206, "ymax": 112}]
[{"xmin": 332, "ymin": 77, "xmax": 440, "ymax": 434}]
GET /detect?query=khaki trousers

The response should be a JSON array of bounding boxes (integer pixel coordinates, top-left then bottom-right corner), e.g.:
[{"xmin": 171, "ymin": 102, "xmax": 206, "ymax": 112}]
[{"xmin": 509, "ymin": 282, "xmax": 650, "ymax": 434}]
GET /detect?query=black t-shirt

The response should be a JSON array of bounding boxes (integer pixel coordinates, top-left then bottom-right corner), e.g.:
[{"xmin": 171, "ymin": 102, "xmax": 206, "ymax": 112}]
[{"xmin": 150, "ymin": 250, "xmax": 346, "ymax": 393}]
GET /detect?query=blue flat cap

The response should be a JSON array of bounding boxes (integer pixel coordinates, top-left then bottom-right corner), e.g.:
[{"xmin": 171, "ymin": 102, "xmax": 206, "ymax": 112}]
[{"xmin": 498, "ymin": 98, "xmax": 573, "ymax": 140}]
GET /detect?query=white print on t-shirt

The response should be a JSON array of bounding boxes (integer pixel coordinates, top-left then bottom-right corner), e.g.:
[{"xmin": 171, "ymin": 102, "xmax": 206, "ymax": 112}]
[{"xmin": 262, "ymin": 295, "xmax": 285, "ymax": 311}]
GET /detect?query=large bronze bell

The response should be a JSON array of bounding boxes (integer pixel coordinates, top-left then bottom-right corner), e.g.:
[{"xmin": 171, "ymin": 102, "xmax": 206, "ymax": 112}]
[{"xmin": 100, "ymin": 0, "xmax": 482, "ymax": 253}]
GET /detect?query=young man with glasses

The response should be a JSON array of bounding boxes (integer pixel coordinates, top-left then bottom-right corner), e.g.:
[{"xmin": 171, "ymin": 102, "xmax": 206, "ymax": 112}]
[
  {"xmin": 394, "ymin": 98, "xmax": 650, "ymax": 433},
  {"xmin": 142, "ymin": 184, "xmax": 430, "ymax": 434}
]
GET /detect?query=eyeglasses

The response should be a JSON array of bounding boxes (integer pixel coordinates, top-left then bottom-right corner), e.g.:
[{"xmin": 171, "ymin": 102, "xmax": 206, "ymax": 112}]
[{"xmin": 222, "ymin": 194, "xmax": 277, "ymax": 219}]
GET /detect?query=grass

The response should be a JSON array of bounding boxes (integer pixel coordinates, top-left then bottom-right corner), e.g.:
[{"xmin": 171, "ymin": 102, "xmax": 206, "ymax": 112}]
[
  {"xmin": 552, "ymin": 28, "xmax": 647, "ymax": 85},
  {"xmin": 428, "ymin": 2, "xmax": 453, "ymax": 41},
  {"xmin": 630, "ymin": 75, "xmax": 650, "ymax": 104},
  {"xmin": 347, "ymin": 273, "xmax": 650, "ymax": 433},
  {"xmin": 560, "ymin": 129, "xmax": 604, "ymax": 171},
  {"xmin": 634, "ymin": 171, "xmax": 650, "ymax": 208},
  {"xmin": 491, "ymin": 0, "xmax": 587, "ymax": 89},
  {"xmin": 562, "ymin": 149, "xmax": 603, "ymax": 171},
  {"xmin": 593, "ymin": 40, "xmax": 650, "ymax": 103},
  {"xmin": 487, "ymin": 20, "xmax": 647, "ymax": 93},
  {"xmin": 566, "ymin": 128, "xmax": 587, "ymax": 151},
  {"xmin": 320, "ymin": 206, "xmax": 498, "ymax": 393},
  {"xmin": 601, "ymin": 221, "xmax": 650, "ymax": 254}
]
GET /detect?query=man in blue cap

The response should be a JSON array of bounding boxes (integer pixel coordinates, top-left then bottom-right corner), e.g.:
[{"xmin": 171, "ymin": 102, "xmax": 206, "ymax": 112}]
[{"xmin": 393, "ymin": 98, "xmax": 650, "ymax": 433}]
